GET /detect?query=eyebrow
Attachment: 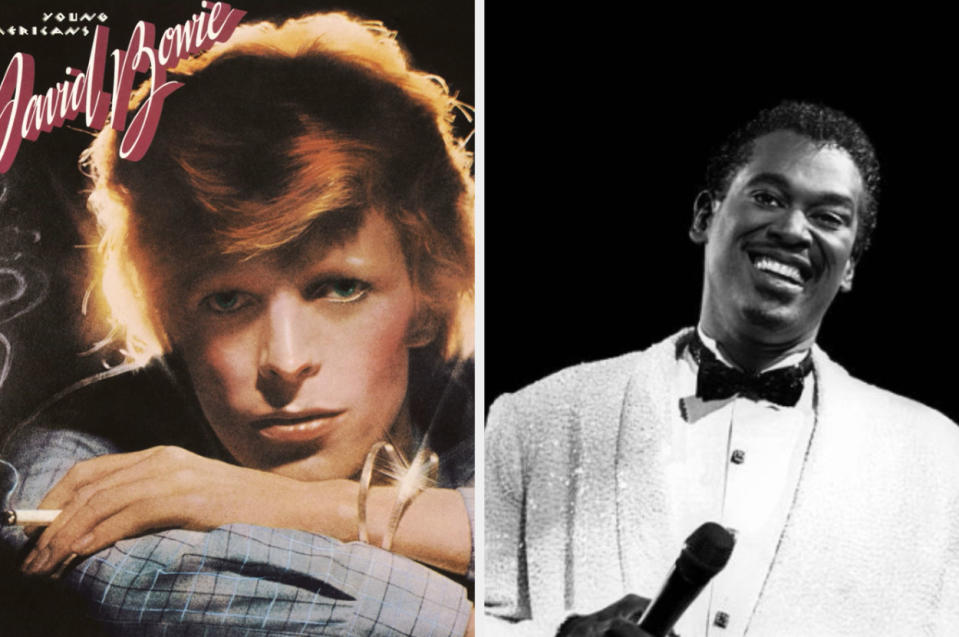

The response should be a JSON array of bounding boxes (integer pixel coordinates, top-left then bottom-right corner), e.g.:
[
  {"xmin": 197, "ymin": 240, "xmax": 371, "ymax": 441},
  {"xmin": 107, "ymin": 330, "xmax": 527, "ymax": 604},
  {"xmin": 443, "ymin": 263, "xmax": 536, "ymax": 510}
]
[
  {"xmin": 175, "ymin": 207, "xmax": 370, "ymax": 297},
  {"xmin": 275, "ymin": 207, "xmax": 366, "ymax": 271},
  {"xmin": 745, "ymin": 172, "xmax": 856, "ymax": 210}
]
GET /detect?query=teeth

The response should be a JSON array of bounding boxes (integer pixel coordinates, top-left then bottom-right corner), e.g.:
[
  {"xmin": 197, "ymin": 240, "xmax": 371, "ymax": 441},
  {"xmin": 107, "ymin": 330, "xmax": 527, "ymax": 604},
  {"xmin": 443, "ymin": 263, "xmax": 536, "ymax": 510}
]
[
  {"xmin": 755, "ymin": 257, "xmax": 802, "ymax": 283},
  {"xmin": 272, "ymin": 419, "xmax": 323, "ymax": 431}
]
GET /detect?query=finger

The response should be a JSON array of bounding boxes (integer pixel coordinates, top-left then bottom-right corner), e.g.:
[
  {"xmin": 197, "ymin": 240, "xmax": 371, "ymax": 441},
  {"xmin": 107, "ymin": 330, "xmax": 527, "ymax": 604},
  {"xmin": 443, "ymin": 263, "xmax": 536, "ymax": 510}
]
[
  {"xmin": 56, "ymin": 446, "xmax": 208, "ymax": 515},
  {"xmin": 33, "ymin": 447, "xmax": 186, "ymax": 550},
  {"xmin": 623, "ymin": 597, "xmax": 651, "ymax": 623},
  {"xmin": 50, "ymin": 552, "xmax": 78, "ymax": 581},
  {"xmin": 23, "ymin": 448, "xmax": 211, "ymax": 575},
  {"xmin": 29, "ymin": 468, "xmax": 146, "ymax": 561},
  {"xmin": 38, "ymin": 447, "xmax": 167, "ymax": 510},
  {"xmin": 25, "ymin": 477, "xmax": 176, "ymax": 575},
  {"xmin": 23, "ymin": 508, "xmax": 86, "ymax": 572},
  {"xmin": 62, "ymin": 494, "xmax": 188, "ymax": 560},
  {"xmin": 605, "ymin": 618, "xmax": 650, "ymax": 637},
  {"xmin": 596, "ymin": 594, "xmax": 650, "ymax": 622},
  {"xmin": 556, "ymin": 615, "xmax": 584, "ymax": 637},
  {"xmin": 29, "ymin": 446, "xmax": 213, "ymax": 572},
  {"xmin": 38, "ymin": 448, "xmax": 161, "ymax": 509},
  {"xmin": 34, "ymin": 493, "xmax": 192, "ymax": 576},
  {"xmin": 561, "ymin": 616, "xmax": 607, "ymax": 637}
]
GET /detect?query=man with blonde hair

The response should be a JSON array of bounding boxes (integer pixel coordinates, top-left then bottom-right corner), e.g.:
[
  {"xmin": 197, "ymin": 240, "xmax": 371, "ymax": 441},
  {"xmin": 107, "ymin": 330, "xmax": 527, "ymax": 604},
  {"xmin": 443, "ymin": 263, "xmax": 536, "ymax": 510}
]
[{"xmin": 2, "ymin": 12, "xmax": 475, "ymax": 637}]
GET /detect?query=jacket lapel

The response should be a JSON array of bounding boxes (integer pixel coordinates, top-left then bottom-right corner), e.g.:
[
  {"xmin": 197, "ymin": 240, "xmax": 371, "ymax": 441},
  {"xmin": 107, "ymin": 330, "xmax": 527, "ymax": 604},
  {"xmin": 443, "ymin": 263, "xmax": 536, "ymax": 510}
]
[
  {"xmin": 615, "ymin": 331, "xmax": 691, "ymax": 598},
  {"xmin": 747, "ymin": 347, "xmax": 896, "ymax": 633}
]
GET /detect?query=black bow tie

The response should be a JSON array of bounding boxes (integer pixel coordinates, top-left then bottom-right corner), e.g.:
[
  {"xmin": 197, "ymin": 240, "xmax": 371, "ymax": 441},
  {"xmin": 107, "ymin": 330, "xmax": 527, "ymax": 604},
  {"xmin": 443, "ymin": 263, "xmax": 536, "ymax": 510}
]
[{"xmin": 688, "ymin": 334, "xmax": 812, "ymax": 407}]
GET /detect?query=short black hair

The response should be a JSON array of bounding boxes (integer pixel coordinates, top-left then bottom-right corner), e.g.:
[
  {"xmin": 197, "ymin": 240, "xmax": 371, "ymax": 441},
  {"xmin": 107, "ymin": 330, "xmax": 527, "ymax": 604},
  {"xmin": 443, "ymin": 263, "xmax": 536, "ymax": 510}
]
[{"xmin": 704, "ymin": 101, "xmax": 880, "ymax": 262}]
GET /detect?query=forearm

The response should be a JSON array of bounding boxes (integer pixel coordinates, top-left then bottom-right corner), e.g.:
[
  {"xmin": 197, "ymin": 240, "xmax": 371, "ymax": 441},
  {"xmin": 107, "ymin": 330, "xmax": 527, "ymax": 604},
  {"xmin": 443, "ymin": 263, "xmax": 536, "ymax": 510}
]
[
  {"xmin": 5, "ymin": 441, "xmax": 474, "ymax": 636},
  {"xmin": 12, "ymin": 442, "xmax": 472, "ymax": 582},
  {"xmin": 294, "ymin": 480, "xmax": 472, "ymax": 575},
  {"xmin": 367, "ymin": 485, "xmax": 472, "ymax": 575}
]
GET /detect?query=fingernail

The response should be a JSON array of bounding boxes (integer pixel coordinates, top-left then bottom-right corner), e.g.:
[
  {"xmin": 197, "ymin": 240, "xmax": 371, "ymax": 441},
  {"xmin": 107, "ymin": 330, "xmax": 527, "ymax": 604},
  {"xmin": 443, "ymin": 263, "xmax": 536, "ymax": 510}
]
[
  {"xmin": 51, "ymin": 553, "xmax": 78, "ymax": 580},
  {"xmin": 31, "ymin": 546, "xmax": 52, "ymax": 573},
  {"xmin": 72, "ymin": 533, "xmax": 94, "ymax": 553},
  {"xmin": 20, "ymin": 549, "xmax": 37, "ymax": 573}
]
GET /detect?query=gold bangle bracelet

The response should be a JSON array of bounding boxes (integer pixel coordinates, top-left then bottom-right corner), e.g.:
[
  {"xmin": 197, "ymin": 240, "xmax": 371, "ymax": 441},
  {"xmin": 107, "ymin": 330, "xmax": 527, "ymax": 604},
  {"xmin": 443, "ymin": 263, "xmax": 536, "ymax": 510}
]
[
  {"xmin": 357, "ymin": 441, "xmax": 401, "ymax": 544},
  {"xmin": 381, "ymin": 447, "xmax": 438, "ymax": 551},
  {"xmin": 357, "ymin": 442, "xmax": 439, "ymax": 550}
]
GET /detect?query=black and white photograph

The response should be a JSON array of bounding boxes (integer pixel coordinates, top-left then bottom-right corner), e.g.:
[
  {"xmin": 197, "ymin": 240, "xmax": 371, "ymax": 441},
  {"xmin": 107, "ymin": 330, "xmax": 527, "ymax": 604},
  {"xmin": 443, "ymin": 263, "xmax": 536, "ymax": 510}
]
[{"xmin": 484, "ymin": 16, "xmax": 959, "ymax": 637}]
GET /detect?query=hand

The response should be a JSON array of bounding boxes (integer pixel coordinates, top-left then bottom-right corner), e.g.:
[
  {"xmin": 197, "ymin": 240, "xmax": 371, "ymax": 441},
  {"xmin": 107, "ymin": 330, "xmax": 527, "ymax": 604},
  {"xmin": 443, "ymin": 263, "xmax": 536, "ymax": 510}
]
[
  {"xmin": 557, "ymin": 594, "xmax": 673, "ymax": 637},
  {"xmin": 19, "ymin": 446, "xmax": 353, "ymax": 576}
]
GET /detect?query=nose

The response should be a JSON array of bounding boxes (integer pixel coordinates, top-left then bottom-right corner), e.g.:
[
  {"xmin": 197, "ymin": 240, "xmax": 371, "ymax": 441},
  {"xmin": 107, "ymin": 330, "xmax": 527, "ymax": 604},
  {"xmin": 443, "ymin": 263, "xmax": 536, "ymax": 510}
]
[
  {"xmin": 768, "ymin": 207, "xmax": 812, "ymax": 247},
  {"xmin": 257, "ymin": 292, "xmax": 319, "ymax": 407}
]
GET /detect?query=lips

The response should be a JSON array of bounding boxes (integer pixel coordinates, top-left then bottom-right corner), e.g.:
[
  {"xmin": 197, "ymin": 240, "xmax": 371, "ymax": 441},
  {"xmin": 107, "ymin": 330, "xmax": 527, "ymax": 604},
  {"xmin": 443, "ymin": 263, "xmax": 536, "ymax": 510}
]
[{"xmin": 251, "ymin": 410, "xmax": 345, "ymax": 443}]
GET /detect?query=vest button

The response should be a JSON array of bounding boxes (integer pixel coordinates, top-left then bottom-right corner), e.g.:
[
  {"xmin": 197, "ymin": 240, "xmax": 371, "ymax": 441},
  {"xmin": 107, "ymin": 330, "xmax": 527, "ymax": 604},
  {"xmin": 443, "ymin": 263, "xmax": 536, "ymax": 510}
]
[{"xmin": 714, "ymin": 611, "xmax": 730, "ymax": 628}]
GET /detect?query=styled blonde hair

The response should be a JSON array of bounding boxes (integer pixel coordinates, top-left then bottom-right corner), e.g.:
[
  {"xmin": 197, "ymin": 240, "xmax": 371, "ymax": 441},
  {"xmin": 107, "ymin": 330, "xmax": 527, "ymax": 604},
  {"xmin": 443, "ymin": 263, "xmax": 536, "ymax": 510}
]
[{"xmin": 83, "ymin": 12, "xmax": 474, "ymax": 367}]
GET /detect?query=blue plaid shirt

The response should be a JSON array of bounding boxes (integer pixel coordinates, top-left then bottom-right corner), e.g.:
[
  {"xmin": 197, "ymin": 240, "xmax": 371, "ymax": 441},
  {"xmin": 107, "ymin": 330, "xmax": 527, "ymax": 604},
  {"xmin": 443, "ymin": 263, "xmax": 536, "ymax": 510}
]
[{"xmin": 0, "ymin": 362, "xmax": 474, "ymax": 636}]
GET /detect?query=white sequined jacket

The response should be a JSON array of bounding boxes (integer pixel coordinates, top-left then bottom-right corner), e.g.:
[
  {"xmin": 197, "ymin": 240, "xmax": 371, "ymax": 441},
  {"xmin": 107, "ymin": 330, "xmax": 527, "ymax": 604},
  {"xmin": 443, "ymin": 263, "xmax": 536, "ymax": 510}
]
[{"xmin": 485, "ymin": 329, "xmax": 959, "ymax": 636}]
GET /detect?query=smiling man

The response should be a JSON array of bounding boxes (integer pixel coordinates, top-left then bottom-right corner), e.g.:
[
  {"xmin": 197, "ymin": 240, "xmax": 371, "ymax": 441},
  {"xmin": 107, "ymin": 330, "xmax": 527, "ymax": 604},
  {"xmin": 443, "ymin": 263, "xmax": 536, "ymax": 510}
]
[
  {"xmin": 693, "ymin": 128, "xmax": 860, "ymax": 373},
  {"xmin": 485, "ymin": 102, "xmax": 959, "ymax": 636}
]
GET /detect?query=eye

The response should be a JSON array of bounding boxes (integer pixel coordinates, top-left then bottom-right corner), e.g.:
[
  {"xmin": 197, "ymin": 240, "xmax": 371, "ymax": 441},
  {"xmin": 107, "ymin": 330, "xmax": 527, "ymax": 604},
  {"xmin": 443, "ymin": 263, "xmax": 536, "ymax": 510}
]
[
  {"xmin": 310, "ymin": 278, "xmax": 370, "ymax": 303},
  {"xmin": 751, "ymin": 191, "xmax": 784, "ymax": 208},
  {"xmin": 810, "ymin": 210, "xmax": 847, "ymax": 229},
  {"xmin": 203, "ymin": 291, "xmax": 254, "ymax": 314}
]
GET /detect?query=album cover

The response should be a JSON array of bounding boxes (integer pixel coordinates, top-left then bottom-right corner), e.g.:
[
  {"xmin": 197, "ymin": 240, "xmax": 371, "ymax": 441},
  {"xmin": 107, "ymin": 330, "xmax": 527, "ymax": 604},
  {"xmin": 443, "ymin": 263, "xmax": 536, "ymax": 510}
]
[{"xmin": 0, "ymin": 1, "xmax": 476, "ymax": 634}]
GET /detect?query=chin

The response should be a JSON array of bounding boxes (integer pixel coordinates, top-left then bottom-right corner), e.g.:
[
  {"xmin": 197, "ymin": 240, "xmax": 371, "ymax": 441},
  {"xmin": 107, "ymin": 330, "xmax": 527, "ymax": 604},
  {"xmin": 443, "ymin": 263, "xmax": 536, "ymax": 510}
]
[{"xmin": 742, "ymin": 304, "xmax": 799, "ymax": 333}]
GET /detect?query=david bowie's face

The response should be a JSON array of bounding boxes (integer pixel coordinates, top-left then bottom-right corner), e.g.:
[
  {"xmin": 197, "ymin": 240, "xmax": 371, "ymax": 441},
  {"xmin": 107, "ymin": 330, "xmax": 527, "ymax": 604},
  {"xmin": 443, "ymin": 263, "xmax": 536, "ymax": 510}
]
[
  {"xmin": 697, "ymin": 130, "xmax": 862, "ymax": 347},
  {"xmin": 167, "ymin": 210, "xmax": 418, "ymax": 482}
]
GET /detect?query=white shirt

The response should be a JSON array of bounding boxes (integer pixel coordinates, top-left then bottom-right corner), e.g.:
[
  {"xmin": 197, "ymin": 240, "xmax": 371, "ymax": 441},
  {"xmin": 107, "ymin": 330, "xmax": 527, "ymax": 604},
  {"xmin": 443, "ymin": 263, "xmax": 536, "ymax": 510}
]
[{"xmin": 671, "ymin": 329, "xmax": 816, "ymax": 637}]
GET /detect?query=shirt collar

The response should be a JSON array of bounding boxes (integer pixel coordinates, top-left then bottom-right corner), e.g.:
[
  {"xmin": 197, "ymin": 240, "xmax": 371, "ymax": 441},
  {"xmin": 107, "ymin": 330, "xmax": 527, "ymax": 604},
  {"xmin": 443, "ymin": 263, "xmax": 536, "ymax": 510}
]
[{"xmin": 696, "ymin": 326, "xmax": 810, "ymax": 373}]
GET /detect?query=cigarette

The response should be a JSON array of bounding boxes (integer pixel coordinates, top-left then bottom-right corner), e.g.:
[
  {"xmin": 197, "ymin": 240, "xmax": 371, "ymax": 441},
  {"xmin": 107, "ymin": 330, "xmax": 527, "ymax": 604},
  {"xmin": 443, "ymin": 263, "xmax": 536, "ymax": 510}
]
[{"xmin": 1, "ymin": 509, "xmax": 61, "ymax": 526}]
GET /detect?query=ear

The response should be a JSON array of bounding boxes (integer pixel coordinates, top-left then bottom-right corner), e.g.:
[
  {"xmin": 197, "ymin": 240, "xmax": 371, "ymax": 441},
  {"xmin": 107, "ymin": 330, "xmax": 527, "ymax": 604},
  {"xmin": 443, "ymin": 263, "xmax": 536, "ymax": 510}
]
[
  {"xmin": 690, "ymin": 190, "xmax": 716, "ymax": 244},
  {"xmin": 839, "ymin": 258, "xmax": 856, "ymax": 292}
]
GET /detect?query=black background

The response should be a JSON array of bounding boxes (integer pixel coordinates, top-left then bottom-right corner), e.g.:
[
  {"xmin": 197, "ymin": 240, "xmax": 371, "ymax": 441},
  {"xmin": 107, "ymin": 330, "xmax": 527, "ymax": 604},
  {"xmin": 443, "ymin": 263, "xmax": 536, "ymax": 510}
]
[{"xmin": 485, "ymin": 13, "xmax": 959, "ymax": 422}]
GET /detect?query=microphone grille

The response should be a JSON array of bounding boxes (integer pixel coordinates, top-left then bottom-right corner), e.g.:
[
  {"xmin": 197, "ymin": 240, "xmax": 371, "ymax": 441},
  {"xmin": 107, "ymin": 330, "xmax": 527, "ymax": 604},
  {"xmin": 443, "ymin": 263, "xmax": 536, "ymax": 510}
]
[{"xmin": 677, "ymin": 522, "xmax": 735, "ymax": 585}]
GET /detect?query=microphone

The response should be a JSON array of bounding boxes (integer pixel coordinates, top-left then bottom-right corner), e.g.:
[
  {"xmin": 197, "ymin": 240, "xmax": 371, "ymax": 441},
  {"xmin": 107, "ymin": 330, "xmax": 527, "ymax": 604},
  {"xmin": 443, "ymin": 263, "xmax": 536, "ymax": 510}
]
[{"xmin": 637, "ymin": 522, "xmax": 736, "ymax": 637}]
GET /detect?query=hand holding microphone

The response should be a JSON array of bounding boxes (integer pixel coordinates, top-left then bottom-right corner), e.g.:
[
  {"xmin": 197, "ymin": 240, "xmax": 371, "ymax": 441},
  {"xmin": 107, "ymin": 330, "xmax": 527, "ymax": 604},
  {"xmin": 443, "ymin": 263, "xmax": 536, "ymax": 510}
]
[
  {"xmin": 555, "ymin": 594, "xmax": 657, "ymax": 636},
  {"xmin": 556, "ymin": 522, "xmax": 735, "ymax": 637},
  {"xmin": 638, "ymin": 522, "xmax": 735, "ymax": 636}
]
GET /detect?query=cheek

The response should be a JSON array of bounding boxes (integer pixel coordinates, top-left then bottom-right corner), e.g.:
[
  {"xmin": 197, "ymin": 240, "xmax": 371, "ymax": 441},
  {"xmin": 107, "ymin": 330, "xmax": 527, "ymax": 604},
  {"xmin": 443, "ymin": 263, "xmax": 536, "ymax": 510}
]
[
  {"xmin": 813, "ymin": 231, "xmax": 855, "ymax": 279},
  {"xmin": 705, "ymin": 218, "xmax": 743, "ymax": 275},
  {"xmin": 828, "ymin": 237, "xmax": 856, "ymax": 268},
  {"xmin": 178, "ymin": 325, "xmax": 261, "ymax": 414},
  {"xmin": 330, "ymin": 295, "xmax": 416, "ymax": 405}
]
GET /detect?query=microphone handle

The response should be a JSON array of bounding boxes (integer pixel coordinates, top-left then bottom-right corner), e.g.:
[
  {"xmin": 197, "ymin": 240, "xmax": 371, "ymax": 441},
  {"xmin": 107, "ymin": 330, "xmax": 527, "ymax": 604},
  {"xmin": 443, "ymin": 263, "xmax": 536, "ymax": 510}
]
[{"xmin": 636, "ymin": 564, "xmax": 707, "ymax": 637}]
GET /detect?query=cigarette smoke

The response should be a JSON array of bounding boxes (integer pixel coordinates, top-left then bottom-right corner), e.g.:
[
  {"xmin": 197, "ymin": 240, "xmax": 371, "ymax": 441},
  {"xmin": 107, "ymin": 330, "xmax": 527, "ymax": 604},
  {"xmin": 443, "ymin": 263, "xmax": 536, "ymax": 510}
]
[{"xmin": 0, "ymin": 181, "xmax": 50, "ymax": 391}]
